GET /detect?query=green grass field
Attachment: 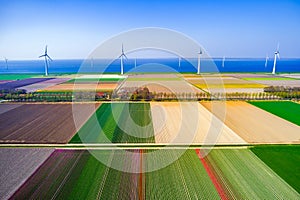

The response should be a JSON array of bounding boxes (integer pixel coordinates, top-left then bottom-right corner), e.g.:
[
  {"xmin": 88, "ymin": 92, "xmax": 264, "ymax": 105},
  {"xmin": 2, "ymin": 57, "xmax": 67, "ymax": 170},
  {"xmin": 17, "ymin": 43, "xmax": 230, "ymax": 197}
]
[
  {"xmin": 251, "ymin": 145, "xmax": 300, "ymax": 193},
  {"xmin": 248, "ymin": 101, "xmax": 300, "ymax": 126},
  {"xmin": 205, "ymin": 149, "xmax": 300, "ymax": 199},
  {"xmin": 0, "ymin": 74, "xmax": 41, "ymax": 80},
  {"xmin": 242, "ymin": 77, "xmax": 296, "ymax": 81},
  {"xmin": 69, "ymin": 103, "xmax": 155, "ymax": 143},
  {"xmin": 65, "ymin": 78, "xmax": 123, "ymax": 83}
]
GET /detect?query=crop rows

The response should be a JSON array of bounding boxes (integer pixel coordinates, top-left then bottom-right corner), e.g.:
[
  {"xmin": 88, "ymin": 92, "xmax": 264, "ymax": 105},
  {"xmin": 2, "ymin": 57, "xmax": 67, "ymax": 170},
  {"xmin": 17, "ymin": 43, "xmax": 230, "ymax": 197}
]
[
  {"xmin": 0, "ymin": 104, "xmax": 99, "ymax": 143},
  {"xmin": 70, "ymin": 103, "xmax": 155, "ymax": 143},
  {"xmin": 0, "ymin": 78, "xmax": 53, "ymax": 90},
  {"xmin": 203, "ymin": 148, "xmax": 300, "ymax": 199}
]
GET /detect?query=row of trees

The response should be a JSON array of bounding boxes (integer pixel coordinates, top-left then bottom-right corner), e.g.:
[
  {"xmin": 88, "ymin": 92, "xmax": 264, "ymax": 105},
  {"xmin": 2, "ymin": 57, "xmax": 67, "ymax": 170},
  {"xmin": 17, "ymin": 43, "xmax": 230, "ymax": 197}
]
[
  {"xmin": 1, "ymin": 88, "xmax": 299, "ymax": 102},
  {"xmin": 264, "ymin": 86, "xmax": 300, "ymax": 99}
]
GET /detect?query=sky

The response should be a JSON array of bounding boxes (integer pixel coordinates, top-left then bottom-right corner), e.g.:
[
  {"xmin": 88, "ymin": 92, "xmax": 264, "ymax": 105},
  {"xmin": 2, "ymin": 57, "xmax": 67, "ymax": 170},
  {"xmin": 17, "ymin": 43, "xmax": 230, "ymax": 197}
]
[{"xmin": 0, "ymin": 0, "xmax": 300, "ymax": 59}]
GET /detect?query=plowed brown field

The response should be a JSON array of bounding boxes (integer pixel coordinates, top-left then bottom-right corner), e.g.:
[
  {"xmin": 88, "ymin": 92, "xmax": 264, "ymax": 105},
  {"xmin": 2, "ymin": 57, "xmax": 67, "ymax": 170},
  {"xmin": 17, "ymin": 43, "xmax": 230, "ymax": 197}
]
[{"xmin": 0, "ymin": 103, "xmax": 100, "ymax": 143}]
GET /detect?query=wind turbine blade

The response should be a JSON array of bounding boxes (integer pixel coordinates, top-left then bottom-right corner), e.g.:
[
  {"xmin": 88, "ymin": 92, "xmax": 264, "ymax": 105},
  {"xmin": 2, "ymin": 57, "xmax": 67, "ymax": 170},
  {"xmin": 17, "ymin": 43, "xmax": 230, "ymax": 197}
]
[
  {"xmin": 47, "ymin": 55, "xmax": 53, "ymax": 61},
  {"xmin": 124, "ymin": 54, "xmax": 128, "ymax": 59},
  {"xmin": 45, "ymin": 45, "xmax": 48, "ymax": 54},
  {"xmin": 276, "ymin": 43, "xmax": 280, "ymax": 51},
  {"xmin": 39, "ymin": 55, "xmax": 46, "ymax": 58},
  {"xmin": 277, "ymin": 53, "xmax": 280, "ymax": 59}
]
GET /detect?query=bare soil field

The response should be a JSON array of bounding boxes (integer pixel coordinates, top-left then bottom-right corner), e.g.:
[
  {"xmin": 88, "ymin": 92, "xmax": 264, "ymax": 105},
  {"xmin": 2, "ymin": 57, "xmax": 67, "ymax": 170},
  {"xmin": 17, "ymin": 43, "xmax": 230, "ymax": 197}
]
[
  {"xmin": 246, "ymin": 79, "xmax": 300, "ymax": 87},
  {"xmin": 0, "ymin": 148, "xmax": 54, "ymax": 200},
  {"xmin": 18, "ymin": 78, "xmax": 70, "ymax": 92},
  {"xmin": 229, "ymin": 74, "xmax": 283, "ymax": 78},
  {"xmin": 201, "ymin": 101, "xmax": 300, "ymax": 144},
  {"xmin": 43, "ymin": 83, "xmax": 117, "ymax": 91},
  {"xmin": 0, "ymin": 104, "xmax": 22, "ymax": 115},
  {"xmin": 118, "ymin": 80, "xmax": 202, "ymax": 94},
  {"xmin": 185, "ymin": 76, "xmax": 265, "ymax": 89},
  {"xmin": 128, "ymin": 73, "xmax": 179, "ymax": 79},
  {"xmin": 0, "ymin": 103, "xmax": 100, "ymax": 143},
  {"xmin": 202, "ymin": 88, "xmax": 264, "ymax": 94},
  {"xmin": 281, "ymin": 74, "xmax": 300, "ymax": 79},
  {"xmin": 78, "ymin": 74, "xmax": 127, "ymax": 79},
  {"xmin": 150, "ymin": 102, "xmax": 246, "ymax": 144}
]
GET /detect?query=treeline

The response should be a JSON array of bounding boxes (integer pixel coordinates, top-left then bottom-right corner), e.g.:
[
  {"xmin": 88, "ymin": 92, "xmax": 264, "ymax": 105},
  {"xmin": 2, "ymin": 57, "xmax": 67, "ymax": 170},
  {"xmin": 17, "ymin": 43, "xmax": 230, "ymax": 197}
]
[
  {"xmin": 1, "ymin": 86, "xmax": 299, "ymax": 102},
  {"xmin": 264, "ymin": 86, "xmax": 300, "ymax": 99}
]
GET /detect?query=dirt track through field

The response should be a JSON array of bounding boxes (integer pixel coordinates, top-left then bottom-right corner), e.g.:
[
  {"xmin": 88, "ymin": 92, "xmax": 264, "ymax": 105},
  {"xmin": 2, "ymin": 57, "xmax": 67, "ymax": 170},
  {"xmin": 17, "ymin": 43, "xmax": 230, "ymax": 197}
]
[
  {"xmin": 0, "ymin": 104, "xmax": 100, "ymax": 143},
  {"xmin": 201, "ymin": 101, "xmax": 300, "ymax": 144},
  {"xmin": 150, "ymin": 102, "xmax": 246, "ymax": 145}
]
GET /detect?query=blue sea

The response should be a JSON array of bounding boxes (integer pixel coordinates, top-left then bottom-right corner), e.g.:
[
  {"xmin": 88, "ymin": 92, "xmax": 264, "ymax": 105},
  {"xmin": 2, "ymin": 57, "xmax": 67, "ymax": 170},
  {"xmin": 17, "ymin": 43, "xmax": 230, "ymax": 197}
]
[{"xmin": 0, "ymin": 58, "xmax": 299, "ymax": 74}]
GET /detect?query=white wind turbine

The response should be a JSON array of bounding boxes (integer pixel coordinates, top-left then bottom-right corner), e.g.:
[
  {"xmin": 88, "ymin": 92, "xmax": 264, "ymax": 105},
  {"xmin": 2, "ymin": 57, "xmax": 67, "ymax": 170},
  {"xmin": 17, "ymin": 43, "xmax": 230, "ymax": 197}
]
[
  {"xmin": 4, "ymin": 57, "xmax": 8, "ymax": 70},
  {"xmin": 39, "ymin": 45, "xmax": 52, "ymax": 76},
  {"xmin": 272, "ymin": 43, "xmax": 280, "ymax": 75},
  {"xmin": 265, "ymin": 54, "xmax": 269, "ymax": 67},
  {"xmin": 197, "ymin": 48, "xmax": 202, "ymax": 74},
  {"xmin": 178, "ymin": 56, "xmax": 181, "ymax": 69},
  {"xmin": 222, "ymin": 56, "xmax": 225, "ymax": 67},
  {"xmin": 118, "ymin": 44, "xmax": 127, "ymax": 75}
]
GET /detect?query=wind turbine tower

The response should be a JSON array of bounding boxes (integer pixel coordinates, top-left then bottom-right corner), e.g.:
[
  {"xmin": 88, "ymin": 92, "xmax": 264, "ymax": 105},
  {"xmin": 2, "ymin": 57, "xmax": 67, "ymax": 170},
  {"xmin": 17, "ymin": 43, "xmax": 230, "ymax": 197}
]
[
  {"xmin": 272, "ymin": 44, "xmax": 280, "ymax": 75},
  {"xmin": 197, "ymin": 48, "xmax": 202, "ymax": 74},
  {"xmin": 265, "ymin": 54, "xmax": 269, "ymax": 67},
  {"xmin": 222, "ymin": 56, "xmax": 225, "ymax": 67},
  {"xmin": 4, "ymin": 57, "xmax": 8, "ymax": 70},
  {"xmin": 119, "ymin": 44, "xmax": 127, "ymax": 75},
  {"xmin": 39, "ymin": 45, "xmax": 52, "ymax": 76}
]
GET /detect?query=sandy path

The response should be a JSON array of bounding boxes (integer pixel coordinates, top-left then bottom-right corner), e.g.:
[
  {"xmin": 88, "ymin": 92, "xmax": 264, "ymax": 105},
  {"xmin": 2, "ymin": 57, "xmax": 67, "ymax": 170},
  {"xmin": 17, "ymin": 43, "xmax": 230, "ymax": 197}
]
[
  {"xmin": 150, "ymin": 102, "xmax": 246, "ymax": 145},
  {"xmin": 201, "ymin": 101, "xmax": 300, "ymax": 144}
]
